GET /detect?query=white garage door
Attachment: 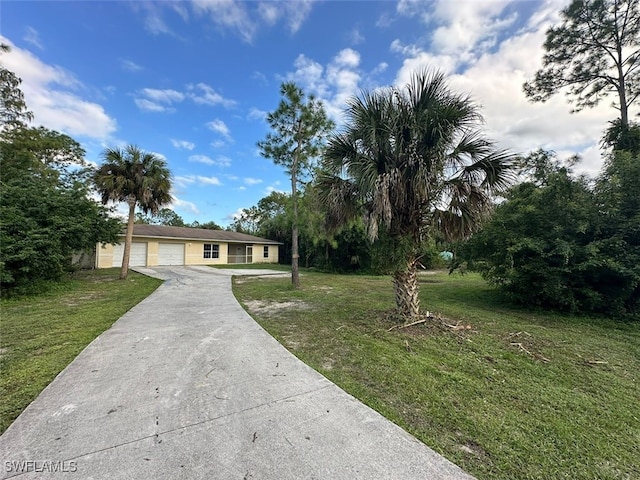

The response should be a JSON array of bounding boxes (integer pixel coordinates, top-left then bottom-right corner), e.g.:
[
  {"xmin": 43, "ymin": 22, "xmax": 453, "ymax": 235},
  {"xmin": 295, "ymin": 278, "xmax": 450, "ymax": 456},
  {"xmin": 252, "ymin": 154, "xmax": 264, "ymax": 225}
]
[
  {"xmin": 158, "ymin": 243, "xmax": 185, "ymax": 265},
  {"xmin": 112, "ymin": 242, "xmax": 147, "ymax": 267}
]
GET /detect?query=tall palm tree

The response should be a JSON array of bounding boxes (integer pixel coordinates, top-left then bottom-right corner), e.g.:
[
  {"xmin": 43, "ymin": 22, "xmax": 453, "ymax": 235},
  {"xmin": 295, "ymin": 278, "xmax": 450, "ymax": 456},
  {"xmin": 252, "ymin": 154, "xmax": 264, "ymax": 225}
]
[
  {"xmin": 318, "ymin": 69, "xmax": 514, "ymax": 320},
  {"xmin": 94, "ymin": 145, "xmax": 172, "ymax": 279}
]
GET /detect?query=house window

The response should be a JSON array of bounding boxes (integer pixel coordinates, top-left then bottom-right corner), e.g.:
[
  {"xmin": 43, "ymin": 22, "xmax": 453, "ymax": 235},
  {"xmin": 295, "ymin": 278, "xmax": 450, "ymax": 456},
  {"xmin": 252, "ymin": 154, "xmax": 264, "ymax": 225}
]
[
  {"xmin": 204, "ymin": 244, "xmax": 219, "ymax": 259},
  {"xmin": 263, "ymin": 246, "xmax": 269, "ymax": 258}
]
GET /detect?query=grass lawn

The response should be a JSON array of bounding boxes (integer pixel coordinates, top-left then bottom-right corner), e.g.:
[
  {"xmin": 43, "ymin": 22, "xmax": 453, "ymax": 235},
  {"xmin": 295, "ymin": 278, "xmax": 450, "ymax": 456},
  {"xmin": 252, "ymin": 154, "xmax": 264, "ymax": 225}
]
[
  {"xmin": 233, "ymin": 270, "xmax": 640, "ymax": 480},
  {"xmin": 0, "ymin": 269, "xmax": 162, "ymax": 434}
]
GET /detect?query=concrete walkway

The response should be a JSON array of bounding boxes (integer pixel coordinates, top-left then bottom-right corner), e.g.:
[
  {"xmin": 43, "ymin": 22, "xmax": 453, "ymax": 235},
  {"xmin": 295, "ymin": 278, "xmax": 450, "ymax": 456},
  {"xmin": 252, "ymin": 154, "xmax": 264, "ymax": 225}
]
[{"xmin": 0, "ymin": 266, "xmax": 475, "ymax": 479}]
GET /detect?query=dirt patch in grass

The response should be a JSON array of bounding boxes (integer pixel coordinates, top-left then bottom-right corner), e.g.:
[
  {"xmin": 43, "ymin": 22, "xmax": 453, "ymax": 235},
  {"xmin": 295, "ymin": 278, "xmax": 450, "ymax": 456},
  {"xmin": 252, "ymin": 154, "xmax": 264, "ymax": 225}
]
[
  {"xmin": 244, "ymin": 299, "xmax": 312, "ymax": 317},
  {"xmin": 234, "ymin": 273, "xmax": 291, "ymax": 284}
]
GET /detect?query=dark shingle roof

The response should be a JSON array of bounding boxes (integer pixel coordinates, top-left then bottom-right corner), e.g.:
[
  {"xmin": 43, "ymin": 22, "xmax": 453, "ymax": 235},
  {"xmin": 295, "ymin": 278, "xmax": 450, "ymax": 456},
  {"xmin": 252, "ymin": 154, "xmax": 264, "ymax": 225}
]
[{"xmin": 125, "ymin": 224, "xmax": 281, "ymax": 245}]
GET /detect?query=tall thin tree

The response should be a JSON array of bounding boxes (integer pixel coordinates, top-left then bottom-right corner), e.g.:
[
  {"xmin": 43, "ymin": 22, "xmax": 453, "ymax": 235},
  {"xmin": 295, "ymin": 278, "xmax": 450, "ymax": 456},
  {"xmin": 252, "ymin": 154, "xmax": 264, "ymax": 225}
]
[
  {"xmin": 258, "ymin": 82, "xmax": 334, "ymax": 288},
  {"xmin": 524, "ymin": 0, "xmax": 640, "ymax": 129},
  {"xmin": 94, "ymin": 145, "xmax": 172, "ymax": 279}
]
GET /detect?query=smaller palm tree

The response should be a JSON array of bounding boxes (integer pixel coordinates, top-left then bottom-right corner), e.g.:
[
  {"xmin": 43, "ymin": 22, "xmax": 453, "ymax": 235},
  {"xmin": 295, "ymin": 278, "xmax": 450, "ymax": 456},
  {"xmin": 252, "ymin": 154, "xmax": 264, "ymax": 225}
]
[{"xmin": 94, "ymin": 145, "xmax": 172, "ymax": 279}]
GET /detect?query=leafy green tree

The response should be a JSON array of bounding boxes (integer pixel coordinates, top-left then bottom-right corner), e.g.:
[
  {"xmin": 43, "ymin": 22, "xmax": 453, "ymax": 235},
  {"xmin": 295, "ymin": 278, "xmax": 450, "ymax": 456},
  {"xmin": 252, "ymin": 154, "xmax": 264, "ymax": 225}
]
[
  {"xmin": 467, "ymin": 152, "xmax": 599, "ymax": 311},
  {"xmin": 602, "ymin": 119, "xmax": 640, "ymax": 153},
  {"xmin": 467, "ymin": 150, "xmax": 639, "ymax": 316},
  {"xmin": 258, "ymin": 82, "xmax": 334, "ymax": 288},
  {"xmin": 0, "ymin": 44, "xmax": 33, "ymax": 130},
  {"xmin": 229, "ymin": 206, "xmax": 262, "ymax": 235},
  {"xmin": 319, "ymin": 69, "xmax": 514, "ymax": 320},
  {"xmin": 134, "ymin": 212, "xmax": 151, "ymax": 224},
  {"xmin": 0, "ymin": 127, "xmax": 120, "ymax": 290},
  {"xmin": 189, "ymin": 220, "xmax": 222, "ymax": 230},
  {"xmin": 136, "ymin": 207, "xmax": 185, "ymax": 226},
  {"xmin": 524, "ymin": 0, "xmax": 640, "ymax": 128},
  {"xmin": 593, "ymin": 150, "xmax": 640, "ymax": 314},
  {"xmin": 94, "ymin": 145, "xmax": 172, "ymax": 279}
]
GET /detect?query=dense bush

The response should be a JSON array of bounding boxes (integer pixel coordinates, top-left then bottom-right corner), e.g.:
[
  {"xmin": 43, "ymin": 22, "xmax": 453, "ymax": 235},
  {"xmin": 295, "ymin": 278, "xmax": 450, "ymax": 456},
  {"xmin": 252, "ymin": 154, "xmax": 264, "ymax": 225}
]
[{"xmin": 466, "ymin": 151, "xmax": 639, "ymax": 318}]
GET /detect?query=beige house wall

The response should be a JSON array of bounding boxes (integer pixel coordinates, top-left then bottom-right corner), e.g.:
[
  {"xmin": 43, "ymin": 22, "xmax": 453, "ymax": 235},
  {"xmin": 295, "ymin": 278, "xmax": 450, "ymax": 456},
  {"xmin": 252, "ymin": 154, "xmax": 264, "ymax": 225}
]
[
  {"xmin": 96, "ymin": 237, "xmax": 278, "ymax": 268},
  {"xmin": 256, "ymin": 244, "xmax": 278, "ymax": 263},
  {"xmin": 96, "ymin": 243, "xmax": 115, "ymax": 269},
  {"xmin": 185, "ymin": 240, "xmax": 228, "ymax": 265}
]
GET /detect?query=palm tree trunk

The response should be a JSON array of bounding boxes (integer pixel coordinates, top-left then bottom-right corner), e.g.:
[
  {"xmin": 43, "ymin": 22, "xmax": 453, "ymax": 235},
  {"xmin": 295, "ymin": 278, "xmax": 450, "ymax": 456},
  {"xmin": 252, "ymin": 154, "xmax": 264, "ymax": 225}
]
[
  {"xmin": 120, "ymin": 197, "xmax": 136, "ymax": 280},
  {"xmin": 392, "ymin": 257, "xmax": 420, "ymax": 320}
]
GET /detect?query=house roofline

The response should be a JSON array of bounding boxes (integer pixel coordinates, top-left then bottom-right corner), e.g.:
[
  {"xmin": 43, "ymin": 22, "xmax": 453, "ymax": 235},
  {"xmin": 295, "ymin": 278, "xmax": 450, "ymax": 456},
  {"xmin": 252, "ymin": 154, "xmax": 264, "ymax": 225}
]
[{"xmin": 118, "ymin": 233, "xmax": 283, "ymax": 245}]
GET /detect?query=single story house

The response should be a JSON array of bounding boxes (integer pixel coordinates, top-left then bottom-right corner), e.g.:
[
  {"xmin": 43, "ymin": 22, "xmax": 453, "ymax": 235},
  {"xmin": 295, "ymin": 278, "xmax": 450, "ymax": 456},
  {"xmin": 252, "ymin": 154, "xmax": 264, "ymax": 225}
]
[{"xmin": 95, "ymin": 224, "xmax": 281, "ymax": 269}]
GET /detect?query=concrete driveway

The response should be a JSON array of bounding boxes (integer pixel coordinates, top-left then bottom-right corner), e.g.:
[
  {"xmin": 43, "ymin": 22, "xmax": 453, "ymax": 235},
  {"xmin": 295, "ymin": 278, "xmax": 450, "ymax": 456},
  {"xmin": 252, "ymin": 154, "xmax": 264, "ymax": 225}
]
[{"xmin": 0, "ymin": 266, "xmax": 475, "ymax": 479}]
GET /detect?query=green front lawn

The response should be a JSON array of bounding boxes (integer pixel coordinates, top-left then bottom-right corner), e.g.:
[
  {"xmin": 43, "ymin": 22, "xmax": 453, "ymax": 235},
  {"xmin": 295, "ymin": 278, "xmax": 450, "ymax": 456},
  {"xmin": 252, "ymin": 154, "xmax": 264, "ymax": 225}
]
[
  {"xmin": 233, "ymin": 270, "xmax": 640, "ymax": 480},
  {"xmin": 0, "ymin": 269, "xmax": 162, "ymax": 433}
]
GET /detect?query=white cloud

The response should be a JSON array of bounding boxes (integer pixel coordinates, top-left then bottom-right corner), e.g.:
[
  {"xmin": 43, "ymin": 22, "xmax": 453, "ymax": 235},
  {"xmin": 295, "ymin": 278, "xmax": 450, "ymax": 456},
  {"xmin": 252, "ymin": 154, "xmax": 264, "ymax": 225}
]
[
  {"xmin": 290, "ymin": 54, "xmax": 326, "ymax": 96},
  {"xmin": 188, "ymin": 154, "xmax": 215, "ymax": 165},
  {"xmin": 132, "ymin": 1, "xmax": 180, "ymax": 37},
  {"xmin": 257, "ymin": 2, "xmax": 279, "ymax": 25},
  {"xmin": 191, "ymin": 0, "xmax": 256, "ymax": 43},
  {"xmin": 141, "ymin": 88, "xmax": 185, "ymax": 103},
  {"xmin": 0, "ymin": 37, "xmax": 116, "ymax": 139},
  {"xmin": 134, "ymin": 98, "xmax": 168, "ymax": 112},
  {"xmin": 175, "ymin": 174, "xmax": 223, "ymax": 187},
  {"xmin": 281, "ymin": 0, "xmax": 314, "ymax": 34},
  {"xmin": 190, "ymin": 0, "xmax": 315, "ymax": 42},
  {"xmin": 135, "ymin": 84, "xmax": 234, "ymax": 113},
  {"xmin": 287, "ymin": 48, "xmax": 364, "ymax": 122},
  {"xmin": 171, "ymin": 139, "xmax": 195, "ymax": 150},
  {"xmin": 171, "ymin": 197, "xmax": 200, "ymax": 215},
  {"xmin": 188, "ymin": 154, "xmax": 232, "ymax": 167},
  {"xmin": 188, "ymin": 83, "xmax": 236, "ymax": 108},
  {"xmin": 334, "ymin": 48, "xmax": 360, "ymax": 68},
  {"xmin": 171, "ymin": 2, "xmax": 190, "ymax": 22},
  {"xmin": 207, "ymin": 118, "xmax": 232, "ymax": 141},
  {"xmin": 225, "ymin": 207, "xmax": 245, "ymax": 223},
  {"xmin": 265, "ymin": 185, "xmax": 287, "ymax": 195},
  {"xmin": 391, "ymin": 0, "xmax": 616, "ymax": 176},
  {"xmin": 244, "ymin": 177, "xmax": 263, "ymax": 185},
  {"xmin": 390, "ymin": 39, "xmax": 422, "ymax": 57},
  {"xmin": 348, "ymin": 27, "xmax": 365, "ymax": 45},
  {"xmin": 372, "ymin": 62, "xmax": 389, "ymax": 75},
  {"xmin": 396, "ymin": 0, "xmax": 515, "ymax": 63},
  {"xmin": 197, "ymin": 175, "xmax": 222, "ymax": 186},
  {"xmin": 215, "ymin": 155, "xmax": 232, "ymax": 167},
  {"xmin": 376, "ymin": 12, "xmax": 394, "ymax": 28},
  {"xmin": 121, "ymin": 59, "xmax": 143, "ymax": 72},
  {"xmin": 24, "ymin": 26, "xmax": 43, "ymax": 50},
  {"xmin": 145, "ymin": 13, "xmax": 171, "ymax": 35},
  {"xmin": 247, "ymin": 107, "xmax": 267, "ymax": 121},
  {"xmin": 174, "ymin": 175, "xmax": 197, "ymax": 188},
  {"xmin": 431, "ymin": 1, "xmax": 515, "ymax": 57},
  {"xmin": 252, "ymin": 71, "xmax": 269, "ymax": 86},
  {"xmin": 150, "ymin": 151, "xmax": 167, "ymax": 161},
  {"xmin": 134, "ymin": 88, "xmax": 185, "ymax": 113}
]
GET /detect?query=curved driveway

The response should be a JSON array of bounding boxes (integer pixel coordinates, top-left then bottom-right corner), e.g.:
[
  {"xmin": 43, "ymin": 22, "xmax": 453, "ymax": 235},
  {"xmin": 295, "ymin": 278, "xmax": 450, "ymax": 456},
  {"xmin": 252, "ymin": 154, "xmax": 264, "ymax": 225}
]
[{"xmin": 0, "ymin": 266, "xmax": 474, "ymax": 479}]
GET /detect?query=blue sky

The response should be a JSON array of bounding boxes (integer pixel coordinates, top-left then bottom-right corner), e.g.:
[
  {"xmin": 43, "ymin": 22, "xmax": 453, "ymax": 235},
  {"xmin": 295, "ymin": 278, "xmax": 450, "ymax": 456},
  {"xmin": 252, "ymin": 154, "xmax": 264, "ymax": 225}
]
[{"xmin": 2, "ymin": 0, "xmax": 628, "ymax": 226}]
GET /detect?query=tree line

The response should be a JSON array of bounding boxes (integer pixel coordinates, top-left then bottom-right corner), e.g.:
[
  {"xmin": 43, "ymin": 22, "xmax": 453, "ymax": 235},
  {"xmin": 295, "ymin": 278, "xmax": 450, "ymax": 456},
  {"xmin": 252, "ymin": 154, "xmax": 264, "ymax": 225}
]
[{"xmin": 2, "ymin": 0, "xmax": 638, "ymax": 318}]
